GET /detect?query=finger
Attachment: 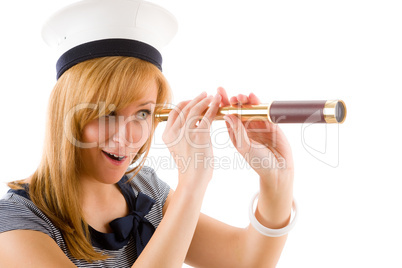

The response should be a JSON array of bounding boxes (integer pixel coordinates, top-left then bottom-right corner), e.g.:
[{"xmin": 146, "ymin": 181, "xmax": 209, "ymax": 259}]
[
  {"xmin": 198, "ymin": 93, "xmax": 221, "ymax": 129},
  {"xmin": 237, "ymin": 94, "xmax": 248, "ymax": 105},
  {"xmin": 165, "ymin": 100, "xmax": 191, "ymax": 129},
  {"xmin": 180, "ymin": 91, "xmax": 208, "ymax": 120},
  {"xmin": 270, "ymin": 126, "xmax": 294, "ymax": 166},
  {"xmin": 248, "ymin": 92, "xmax": 261, "ymax": 105},
  {"xmin": 182, "ymin": 95, "xmax": 214, "ymax": 128},
  {"xmin": 224, "ymin": 120, "xmax": 235, "ymax": 146},
  {"xmin": 217, "ymin": 87, "xmax": 230, "ymax": 106},
  {"xmin": 223, "ymin": 114, "xmax": 251, "ymax": 155},
  {"xmin": 230, "ymin": 96, "xmax": 239, "ymax": 105}
]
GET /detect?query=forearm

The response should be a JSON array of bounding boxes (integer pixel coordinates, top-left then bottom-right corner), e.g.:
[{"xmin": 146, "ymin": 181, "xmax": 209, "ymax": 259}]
[
  {"xmin": 132, "ymin": 180, "xmax": 208, "ymax": 268},
  {"xmin": 240, "ymin": 174, "xmax": 294, "ymax": 267},
  {"xmin": 257, "ymin": 174, "xmax": 293, "ymax": 229}
]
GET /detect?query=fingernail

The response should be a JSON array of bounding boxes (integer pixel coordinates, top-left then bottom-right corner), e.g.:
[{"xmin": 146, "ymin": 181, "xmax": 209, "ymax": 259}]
[{"xmin": 199, "ymin": 91, "xmax": 207, "ymax": 97}]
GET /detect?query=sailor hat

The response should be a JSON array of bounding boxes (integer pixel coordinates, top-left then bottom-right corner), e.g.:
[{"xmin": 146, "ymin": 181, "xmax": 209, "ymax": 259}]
[{"xmin": 42, "ymin": 0, "xmax": 178, "ymax": 79}]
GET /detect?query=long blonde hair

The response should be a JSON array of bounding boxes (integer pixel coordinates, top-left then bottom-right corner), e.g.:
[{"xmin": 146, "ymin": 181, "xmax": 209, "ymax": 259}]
[{"xmin": 9, "ymin": 56, "xmax": 172, "ymax": 261}]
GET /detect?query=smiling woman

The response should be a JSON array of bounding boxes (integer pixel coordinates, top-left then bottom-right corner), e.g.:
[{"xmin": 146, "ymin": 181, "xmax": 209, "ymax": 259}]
[
  {"xmin": 80, "ymin": 80, "xmax": 159, "ymax": 184},
  {"xmin": 0, "ymin": 0, "xmax": 296, "ymax": 267},
  {"xmin": 5, "ymin": 56, "xmax": 172, "ymax": 262}
]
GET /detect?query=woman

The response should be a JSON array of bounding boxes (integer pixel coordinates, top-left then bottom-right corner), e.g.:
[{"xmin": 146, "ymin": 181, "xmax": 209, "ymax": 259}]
[{"xmin": 0, "ymin": 0, "xmax": 295, "ymax": 267}]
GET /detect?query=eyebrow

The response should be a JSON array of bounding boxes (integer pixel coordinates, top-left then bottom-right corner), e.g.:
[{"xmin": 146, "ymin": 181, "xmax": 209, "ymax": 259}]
[{"xmin": 138, "ymin": 101, "xmax": 156, "ymax": 107}]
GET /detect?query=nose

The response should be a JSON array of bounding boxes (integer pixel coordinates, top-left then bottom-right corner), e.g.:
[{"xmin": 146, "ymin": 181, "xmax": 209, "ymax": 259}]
[
  {"xmin": 110, "ymin": 115, "xmax": 149, "ymax": 150},
  {"xmin": 112, "ymin": 118, "xmax": 134, "ymax": 147}
]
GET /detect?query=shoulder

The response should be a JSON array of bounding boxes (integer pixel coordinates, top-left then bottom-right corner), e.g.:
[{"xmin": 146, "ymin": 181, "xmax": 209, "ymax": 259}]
[
  {"xmin": 125, "ymin": 165, "xmax": 170, "ymax": 203},
  {"xmin": 0, "ymin": 229, "xmax": 76, "ymax": 268},
  {"xmin": 0, "ymin": 192, "xmax": 61, "ymax": 242}
]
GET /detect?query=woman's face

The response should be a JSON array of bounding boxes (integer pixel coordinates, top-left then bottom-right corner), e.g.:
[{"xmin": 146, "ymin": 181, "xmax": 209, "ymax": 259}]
[{"xmin": 79, "ymin": 82, "xmax": 158, "ymax": 184}]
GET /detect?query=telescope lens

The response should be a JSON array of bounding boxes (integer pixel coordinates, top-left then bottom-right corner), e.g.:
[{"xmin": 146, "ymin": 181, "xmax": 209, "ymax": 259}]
[{"xmin": 335, "ymin": 101, "xmax": 346, "ymax": 123}]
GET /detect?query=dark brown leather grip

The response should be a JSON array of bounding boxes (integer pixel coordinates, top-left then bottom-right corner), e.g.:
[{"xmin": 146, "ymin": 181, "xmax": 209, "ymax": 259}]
[{"xmin": 269, "ymin": 101, "xmax": 327, "ymax": 123}]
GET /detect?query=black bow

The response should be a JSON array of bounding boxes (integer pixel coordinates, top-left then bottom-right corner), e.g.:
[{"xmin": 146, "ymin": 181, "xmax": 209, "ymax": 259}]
[{"xmin": 109, "ymin": 192, "xmax": 156, "ymax": 256}]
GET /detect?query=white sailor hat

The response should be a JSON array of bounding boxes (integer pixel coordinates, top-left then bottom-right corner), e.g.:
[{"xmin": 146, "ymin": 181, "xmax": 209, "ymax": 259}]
[{"xmin": 42, "ymin": 0, "xmax": 178, "ymax": 79}]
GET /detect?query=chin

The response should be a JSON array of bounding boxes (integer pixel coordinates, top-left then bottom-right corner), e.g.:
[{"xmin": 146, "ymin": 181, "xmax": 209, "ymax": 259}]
[{"xmin": 97, "ymin": 167, "xmax": 128, "ymax": 184}]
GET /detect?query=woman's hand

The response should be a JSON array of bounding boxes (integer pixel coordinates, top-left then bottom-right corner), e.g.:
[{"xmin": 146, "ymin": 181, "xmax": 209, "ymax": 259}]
[
  {"xmin": 218, "ymin": 87, "xmax": 293, "ymax": 198},
  {"xmin": 136, "ymin": 93, "xmax": 221, "ymax": 268},
  {"xmin": 162, "ymin": 92, "xmax": 222, "ymax": 189}
]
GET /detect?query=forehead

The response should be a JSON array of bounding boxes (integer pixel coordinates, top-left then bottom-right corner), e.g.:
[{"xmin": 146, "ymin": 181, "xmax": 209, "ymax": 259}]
[
  {"xmin": 119, "ymin": 81, "xmax": 158, "ymax": 112},
  {"xmin": 132, "ymin": 81, "xmax": 158, "ymax": 102}
]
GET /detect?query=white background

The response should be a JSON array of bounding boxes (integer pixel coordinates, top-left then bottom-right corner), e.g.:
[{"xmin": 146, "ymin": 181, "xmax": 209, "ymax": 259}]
[{"xmin": 1, "ymin": 0, "xmax": 401, "ymax": 267}]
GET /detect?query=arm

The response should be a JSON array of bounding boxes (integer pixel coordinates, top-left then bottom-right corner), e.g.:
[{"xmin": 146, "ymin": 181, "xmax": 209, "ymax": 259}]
[
  {"xmin": 132, "ymin": 92, "xmax": 222, "ymax": 267},
  {"xmin": 184, "ymin": 178, "xmax": 293, "ymax": 268},
  {"xmin": 159, "ymin": 185, "xmax": 292, "ymax": 268},
  {"xmin": 0, "ymin": 230, "xmax": 77, "ymax": 268},
  {"xmin": 137, "ymin": 89, "xmax": 294, "ymax": 268},
  {"xmin": 183, "ymin": 88, "xmax": 294, "ymax": 267},
  {"xmin": 133, "ymin": 184, "xmax": 208, "ymax": 268}
]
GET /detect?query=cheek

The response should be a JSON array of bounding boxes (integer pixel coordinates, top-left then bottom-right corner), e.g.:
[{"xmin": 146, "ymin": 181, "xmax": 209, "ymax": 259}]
[
  {"xmin": 83, "ymin": 118, "xmax": 153, "ymax": 149},
  {"xmin": 83, "ymin": 119, "xmax": 115, "ymax": 145},
  {"xmin": 82, "ymin": 121, "xmax": 100, "ymax": 143},
  {"xmin": 130, "ymin": 120, "xmax": 153, "ymax": 145}
]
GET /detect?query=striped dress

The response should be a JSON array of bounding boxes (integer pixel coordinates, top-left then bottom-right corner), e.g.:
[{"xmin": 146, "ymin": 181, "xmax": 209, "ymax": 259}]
[{"xmin": 0, "ymin": 166, "xmax": 170, "ymax": 267}]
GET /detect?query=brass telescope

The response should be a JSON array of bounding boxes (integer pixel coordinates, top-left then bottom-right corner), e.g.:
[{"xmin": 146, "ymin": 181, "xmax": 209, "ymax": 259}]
[{"xmin": 155, "ymin": 100, "xmax": 347, "ymax": 124}]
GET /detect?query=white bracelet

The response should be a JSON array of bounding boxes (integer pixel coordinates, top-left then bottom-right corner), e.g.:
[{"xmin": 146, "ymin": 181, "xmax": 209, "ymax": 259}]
[{"xmin": 249, "ymin": 192, "xmax": 298, "ymax": 237}]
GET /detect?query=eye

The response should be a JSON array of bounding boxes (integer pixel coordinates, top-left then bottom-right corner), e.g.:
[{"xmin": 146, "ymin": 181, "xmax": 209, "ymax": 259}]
[
  {"xmin": 136, "ymin": 109, "xmax": 151, "ymax": 120},
  {"xmin": 106, "ymin": 111, "xmax": 116, "ymax": 117}
]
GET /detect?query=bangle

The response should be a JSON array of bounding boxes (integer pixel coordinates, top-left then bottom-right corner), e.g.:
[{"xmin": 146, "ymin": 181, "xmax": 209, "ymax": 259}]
[{"xmin": 248, "ymin": 192, "xmax": 298, "ymax": 237}]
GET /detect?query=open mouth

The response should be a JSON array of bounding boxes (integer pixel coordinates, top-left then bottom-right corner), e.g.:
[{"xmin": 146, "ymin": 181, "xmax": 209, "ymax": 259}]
[{"xmin": 102, "ymin": 150, "xmax": 127, "ymax": 162}]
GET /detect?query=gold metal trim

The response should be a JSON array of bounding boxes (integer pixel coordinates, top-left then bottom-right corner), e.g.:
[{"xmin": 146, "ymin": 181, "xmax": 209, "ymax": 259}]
[
  {"xmin": 155, "ymin": 104, "xmax": 271, "ymax": 122},
  {"xmin": 324, "ymin": 100, "xmax": 347, "ymax": 123},
  {"xmin": 266, "ymin": 101, "xmax": 273, "ymax": 124},
  {"xmin": 154, "ymin": 108, "xmax": 169, "ymax": 122}
]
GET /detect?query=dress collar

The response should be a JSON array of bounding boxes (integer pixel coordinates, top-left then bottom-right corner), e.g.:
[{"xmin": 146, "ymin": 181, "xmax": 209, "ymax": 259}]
[
  {"xmin": 8, "ymin": 175, "xmax": 157, "ymax": 254},
  {"xmin": 89, "ymin": 175, "xmax": 156, "ymax": 252}
]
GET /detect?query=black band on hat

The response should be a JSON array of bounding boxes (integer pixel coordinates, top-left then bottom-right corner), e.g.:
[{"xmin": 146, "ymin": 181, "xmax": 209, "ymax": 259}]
[{"xmin": 56, "ymin": 38, "xmax": 162, "ymax": 79}]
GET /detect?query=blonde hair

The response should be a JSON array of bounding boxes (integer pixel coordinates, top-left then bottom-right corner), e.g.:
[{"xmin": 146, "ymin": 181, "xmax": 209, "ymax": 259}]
[{"xmin": 9, "ymin": 57, "xmax": 172, "ymax": 261}]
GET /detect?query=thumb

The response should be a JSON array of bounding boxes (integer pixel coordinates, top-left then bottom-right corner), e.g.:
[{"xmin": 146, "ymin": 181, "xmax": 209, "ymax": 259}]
[{"xmin": 223, "ymin": 115, "xmax": 251, "ymax": 155}]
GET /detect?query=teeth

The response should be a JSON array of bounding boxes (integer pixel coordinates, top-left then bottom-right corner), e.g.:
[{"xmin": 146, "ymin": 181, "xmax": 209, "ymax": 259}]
[{"xmin": 105, "ymin": 151, "xmax": 125, "ymax": 160}]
